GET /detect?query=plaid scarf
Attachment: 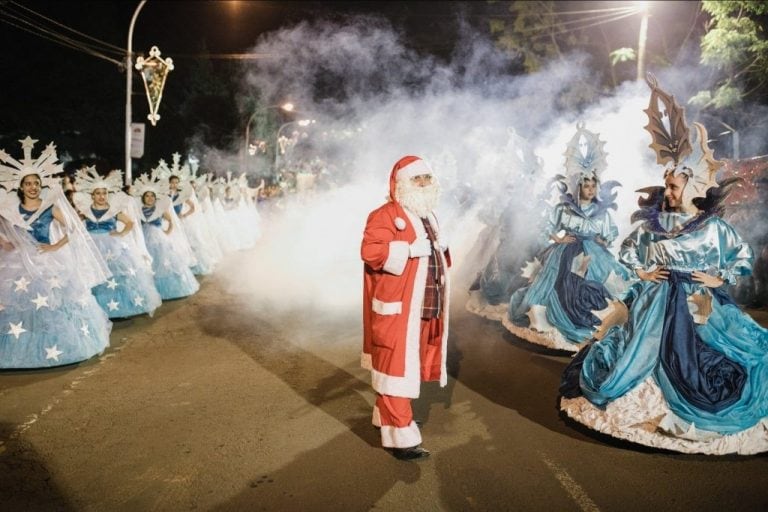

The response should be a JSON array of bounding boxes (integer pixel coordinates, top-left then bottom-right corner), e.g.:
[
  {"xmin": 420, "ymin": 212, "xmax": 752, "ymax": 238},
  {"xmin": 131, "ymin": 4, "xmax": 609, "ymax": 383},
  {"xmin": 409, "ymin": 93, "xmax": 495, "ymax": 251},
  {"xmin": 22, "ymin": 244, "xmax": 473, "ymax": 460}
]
[{"xmin": 420, "ymin": 217, "xmax": 445, "ymax": 319}]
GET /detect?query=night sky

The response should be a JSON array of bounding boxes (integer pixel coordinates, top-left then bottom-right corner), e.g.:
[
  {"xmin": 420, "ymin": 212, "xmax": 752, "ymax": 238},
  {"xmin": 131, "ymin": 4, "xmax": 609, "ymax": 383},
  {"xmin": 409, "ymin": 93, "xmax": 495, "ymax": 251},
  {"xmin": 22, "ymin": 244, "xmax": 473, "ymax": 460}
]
[
  {"xmin": 2, "ymin": 1, "xmax": 733, "ymax": 173},
  {"xmin": 0, "ymin": 0, "xmax": 504, "ymax": 170}
]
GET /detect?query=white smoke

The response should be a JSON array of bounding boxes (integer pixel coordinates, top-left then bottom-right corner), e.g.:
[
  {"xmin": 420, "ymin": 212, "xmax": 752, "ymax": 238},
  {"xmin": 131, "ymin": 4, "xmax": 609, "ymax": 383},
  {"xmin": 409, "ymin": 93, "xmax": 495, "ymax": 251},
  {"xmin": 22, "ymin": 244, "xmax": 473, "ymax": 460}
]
[{"xmin": 208, "ymin": 15, "xmax": 739, "ymax": 313}]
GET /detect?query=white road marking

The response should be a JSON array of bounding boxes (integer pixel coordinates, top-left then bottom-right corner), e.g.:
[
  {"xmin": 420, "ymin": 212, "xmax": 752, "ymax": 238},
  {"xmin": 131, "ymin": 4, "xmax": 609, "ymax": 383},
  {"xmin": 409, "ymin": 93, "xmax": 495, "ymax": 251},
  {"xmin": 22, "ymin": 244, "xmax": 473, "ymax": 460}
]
[{"xmin": 540, "ymin": 451, "xmax": 601, "ymax": 512}]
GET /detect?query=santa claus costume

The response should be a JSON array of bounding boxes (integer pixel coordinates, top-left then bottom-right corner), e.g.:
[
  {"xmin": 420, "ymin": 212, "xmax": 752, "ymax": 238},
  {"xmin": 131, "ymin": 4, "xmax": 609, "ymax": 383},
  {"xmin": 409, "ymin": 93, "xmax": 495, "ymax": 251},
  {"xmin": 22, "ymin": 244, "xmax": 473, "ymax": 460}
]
[{"xmin": 361, "ymin": 155, "xmax": 451, "ymax": 460}]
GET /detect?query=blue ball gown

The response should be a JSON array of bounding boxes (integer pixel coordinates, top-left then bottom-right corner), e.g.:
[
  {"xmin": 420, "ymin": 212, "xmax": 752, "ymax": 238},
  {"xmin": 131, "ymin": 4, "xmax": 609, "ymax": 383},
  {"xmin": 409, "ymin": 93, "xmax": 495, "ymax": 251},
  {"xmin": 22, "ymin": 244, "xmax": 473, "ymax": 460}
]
[
  {"xmin": 0, "ymin": 196, "xmax": 112, "ymax": 368},
  {"xmin": 140, "ymin": 204, "xmax": 199, "ymax": 300},
  {"xmin": 561, "ymin": 207, "xmax": 768, "ymax": 454},
  {"xmin": 503, "ymin": 199, "xmax": 633, "ymax": 351},
  {"xmin": 84, "ymin": 206, "xmax": 162, "ymax": 318},
  {"xmin": 466, "ymin": 201, "xmax": 546, "ymax": 321}
]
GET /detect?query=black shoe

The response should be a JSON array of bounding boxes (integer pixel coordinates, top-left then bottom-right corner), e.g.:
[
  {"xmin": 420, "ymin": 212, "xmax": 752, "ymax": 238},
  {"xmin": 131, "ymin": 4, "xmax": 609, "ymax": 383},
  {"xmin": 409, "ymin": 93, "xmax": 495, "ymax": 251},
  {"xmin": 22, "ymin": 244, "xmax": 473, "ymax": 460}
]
[{"xmin": 390, "ymin": 445, "xmax": 430, "ymax": 461}]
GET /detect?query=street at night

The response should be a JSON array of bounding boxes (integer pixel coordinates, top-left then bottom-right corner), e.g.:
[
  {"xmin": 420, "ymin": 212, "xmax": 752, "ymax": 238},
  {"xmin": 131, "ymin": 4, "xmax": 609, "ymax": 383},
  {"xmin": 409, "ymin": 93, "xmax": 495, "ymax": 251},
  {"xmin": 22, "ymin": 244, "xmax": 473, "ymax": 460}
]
[{"xmin": 2, "ymin": 1, "xmax": 768, "ymax": 511}]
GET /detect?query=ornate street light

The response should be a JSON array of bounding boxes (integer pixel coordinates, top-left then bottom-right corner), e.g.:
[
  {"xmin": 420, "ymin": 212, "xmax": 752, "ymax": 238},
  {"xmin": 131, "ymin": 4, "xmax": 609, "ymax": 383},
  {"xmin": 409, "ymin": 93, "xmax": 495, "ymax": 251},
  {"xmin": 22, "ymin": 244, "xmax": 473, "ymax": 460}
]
[{"xmin": 135, "ymin": 46, "xmax": 174, "ymax": 126}]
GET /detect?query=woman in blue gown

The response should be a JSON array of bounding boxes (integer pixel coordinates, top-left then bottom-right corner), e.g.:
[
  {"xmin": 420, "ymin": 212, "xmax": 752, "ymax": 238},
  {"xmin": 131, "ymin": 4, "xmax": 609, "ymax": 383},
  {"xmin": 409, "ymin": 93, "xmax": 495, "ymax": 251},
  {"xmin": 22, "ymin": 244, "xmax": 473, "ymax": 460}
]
[
  {"xmin": 74, "ymin": 167, "xmax": 161, "ymax": 318},
  {"xmin": 132, "ymin": 171, "xmax": 199, "ymax": 300},
  {"xmin": 561, "ymin": 76, "xmax": 768, "ymax": 454},
  {"xmin": 503, "ymin": 124, "xmax": 632, "ymax": 352},
  {"xmin": 0, "ymin": 137, "xmax": 112, "ymax": 368}
]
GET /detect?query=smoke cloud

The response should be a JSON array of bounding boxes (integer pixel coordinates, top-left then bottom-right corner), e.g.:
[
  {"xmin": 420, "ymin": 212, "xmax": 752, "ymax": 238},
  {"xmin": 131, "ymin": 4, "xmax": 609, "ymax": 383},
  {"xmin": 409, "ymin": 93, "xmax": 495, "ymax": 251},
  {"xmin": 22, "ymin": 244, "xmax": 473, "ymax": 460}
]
[{"xmin": 204, "ymin": 14, "xmax": 763, "ymax": 315}]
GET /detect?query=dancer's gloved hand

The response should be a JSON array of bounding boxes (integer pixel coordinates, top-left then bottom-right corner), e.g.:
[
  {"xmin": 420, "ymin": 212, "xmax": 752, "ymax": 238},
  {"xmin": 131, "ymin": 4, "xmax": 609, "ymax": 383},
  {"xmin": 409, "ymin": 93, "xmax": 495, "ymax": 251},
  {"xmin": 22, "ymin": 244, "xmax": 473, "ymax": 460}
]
[{"xmin": 409, "ymin": 238, "xmax": 432, "ymax": 258}]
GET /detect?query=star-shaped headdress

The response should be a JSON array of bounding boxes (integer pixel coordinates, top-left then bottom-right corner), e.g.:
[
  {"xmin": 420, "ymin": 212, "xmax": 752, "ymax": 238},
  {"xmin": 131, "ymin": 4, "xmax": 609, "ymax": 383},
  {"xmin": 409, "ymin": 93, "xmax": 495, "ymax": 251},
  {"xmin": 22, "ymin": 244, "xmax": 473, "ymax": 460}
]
[
  {"xmin": 74, "ymin": 166, "xmax": 123, "ymax": 194},
  {"xmin": 563, "ymin": 122, "xmax": 608, "ymax": 195},
  {"xmin": 0, "ymin": 136, "xmax": 63, "ymax": 190}
]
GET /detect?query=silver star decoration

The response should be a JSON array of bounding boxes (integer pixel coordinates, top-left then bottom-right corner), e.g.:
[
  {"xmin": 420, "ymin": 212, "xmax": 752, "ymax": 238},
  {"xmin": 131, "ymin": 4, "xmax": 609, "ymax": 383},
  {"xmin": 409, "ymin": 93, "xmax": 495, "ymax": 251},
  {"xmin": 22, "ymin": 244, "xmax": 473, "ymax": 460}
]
[
  {"xmin": 48, "ymin": 276, "xmax": 62, "ymax": 289},
  {"xmin": 80, "ymin": 322, "xmax": 90, "ymax": 337},
  {"xmin": 133, "ymin": 295, "xmax": 144, "ymax": 307},
  {"xmin": 128, "ymin": 267, "xmax": 137, "ymax": 276},
  {"xmin": 30, "ymin": 293, "xmax": 50, "ymax": 310},
  {"xmin": 107, "ymin": 299, "xmax": 120, "ymax": 311},
  {"xmin": 8, "ymin": 321, "xmax": 27, "ymax": 340},
  {"xmin": 14, "ymin": 276, "xmax": 30, "ymax": 292},
  {"xmin": 45, "ymin": 345, "xmax": 63, "ymax": 361},
  {"xmin": 106, "ymin": 278, "xmax": 119, "ymax": 290}
]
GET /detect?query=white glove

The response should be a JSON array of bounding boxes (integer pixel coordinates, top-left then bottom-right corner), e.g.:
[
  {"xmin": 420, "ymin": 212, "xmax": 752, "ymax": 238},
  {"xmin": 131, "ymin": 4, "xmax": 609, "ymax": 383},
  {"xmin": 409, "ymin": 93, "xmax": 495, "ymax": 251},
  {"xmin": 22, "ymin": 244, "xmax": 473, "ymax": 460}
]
[
  {"xmin": 409, "ymin": 238, "xmax": 432, "ymax": 258},
  {"xmin": 435, "ymin": 236, "xmax": 449, "ymax": 252}
]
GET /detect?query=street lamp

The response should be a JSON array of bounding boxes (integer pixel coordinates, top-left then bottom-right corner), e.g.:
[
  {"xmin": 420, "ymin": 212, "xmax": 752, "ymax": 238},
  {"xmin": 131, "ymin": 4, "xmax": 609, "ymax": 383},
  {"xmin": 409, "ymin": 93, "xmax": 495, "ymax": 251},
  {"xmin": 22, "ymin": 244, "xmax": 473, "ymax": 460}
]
[
  {"xmin": 274, "ymin": 119, "xmax": 315, "ymax": 172},
  {"xmin": 125, "ymin": 0, "xmax": 147, "ymax": 185},
  {"xmin": 242, "ymin": 102, "xmax": 295, "ymax": 172},
  {"xmin": 636, "ymin": 1, "xmax": 650, "ymax": 81}
]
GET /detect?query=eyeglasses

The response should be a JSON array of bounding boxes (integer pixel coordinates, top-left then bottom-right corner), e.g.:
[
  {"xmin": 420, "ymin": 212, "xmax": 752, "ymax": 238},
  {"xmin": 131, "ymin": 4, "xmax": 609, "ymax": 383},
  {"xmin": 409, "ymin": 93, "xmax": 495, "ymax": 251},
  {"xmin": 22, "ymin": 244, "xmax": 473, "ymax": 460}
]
[{"xmin": 410, "ymin": 174, "xmax": 433, "ymax": 183}]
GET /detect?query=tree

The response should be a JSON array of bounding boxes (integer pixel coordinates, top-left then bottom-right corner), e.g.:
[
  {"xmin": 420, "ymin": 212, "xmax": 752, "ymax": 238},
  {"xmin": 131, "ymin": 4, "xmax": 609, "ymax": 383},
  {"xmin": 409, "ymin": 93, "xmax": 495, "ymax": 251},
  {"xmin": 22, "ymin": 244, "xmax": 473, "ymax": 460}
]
[{"xmin": 690, "ymin": 1, "xmax": 768, "ymax": 109}]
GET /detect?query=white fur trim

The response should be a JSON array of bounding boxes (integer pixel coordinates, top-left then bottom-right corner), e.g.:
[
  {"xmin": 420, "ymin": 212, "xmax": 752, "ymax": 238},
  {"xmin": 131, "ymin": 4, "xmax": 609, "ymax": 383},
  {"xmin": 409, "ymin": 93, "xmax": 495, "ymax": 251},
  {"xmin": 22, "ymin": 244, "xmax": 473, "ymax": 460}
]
[
  {"xmin": 383, "ymin": 240, "xmax": 409, "ymax": 275},
  {"xmin": 380, "ymin": 421, "xmax": 422, "ymax": 448},
  {"xmin": 394, "ymin": 217, "xmax": 407, "ymax": 231},
  {"xmin": 371, "ymin": 298, "xmax": 402, "ymax": 315},
  {"xmin": 396, "ymin": 159, "xmax": 433, "ymax": 181}
]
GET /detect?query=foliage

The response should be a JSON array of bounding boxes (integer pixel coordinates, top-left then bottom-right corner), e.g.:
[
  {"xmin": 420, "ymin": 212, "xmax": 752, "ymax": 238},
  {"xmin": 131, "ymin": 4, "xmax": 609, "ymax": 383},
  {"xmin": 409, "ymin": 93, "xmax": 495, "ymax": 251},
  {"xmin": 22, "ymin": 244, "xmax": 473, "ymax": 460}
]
[
  {"xmin": 609, "ymin": 47, "xmax": 636, "ymax": 66},
  {"xmin": 696, "ymin": 1, "xmax": 768, "ymax": 108}
]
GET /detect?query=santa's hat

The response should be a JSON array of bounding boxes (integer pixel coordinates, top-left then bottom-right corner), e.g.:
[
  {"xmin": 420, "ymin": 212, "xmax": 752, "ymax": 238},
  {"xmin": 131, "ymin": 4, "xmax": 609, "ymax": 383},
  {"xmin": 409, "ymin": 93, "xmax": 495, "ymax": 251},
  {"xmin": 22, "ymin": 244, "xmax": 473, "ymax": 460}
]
[{"xmin": 388, "ymin": 155, "xmax": 433, "ymax": 200}]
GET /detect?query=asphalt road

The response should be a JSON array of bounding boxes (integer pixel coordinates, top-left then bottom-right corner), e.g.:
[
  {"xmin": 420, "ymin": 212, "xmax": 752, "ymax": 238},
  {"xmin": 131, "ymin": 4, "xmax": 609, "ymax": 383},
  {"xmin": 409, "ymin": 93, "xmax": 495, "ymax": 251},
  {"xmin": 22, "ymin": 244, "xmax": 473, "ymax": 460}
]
[{"xmin": 1, "ymin": 263, "xmax": 767, "ymax": 511}]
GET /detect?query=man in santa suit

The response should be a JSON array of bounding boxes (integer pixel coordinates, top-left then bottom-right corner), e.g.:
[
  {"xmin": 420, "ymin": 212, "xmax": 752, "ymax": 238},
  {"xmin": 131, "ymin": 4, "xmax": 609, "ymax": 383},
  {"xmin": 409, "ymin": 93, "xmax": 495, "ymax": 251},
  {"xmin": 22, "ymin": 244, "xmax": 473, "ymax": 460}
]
[{"xmin": 361, "ymin": 155, "xmax": 451, "ymax": 461}]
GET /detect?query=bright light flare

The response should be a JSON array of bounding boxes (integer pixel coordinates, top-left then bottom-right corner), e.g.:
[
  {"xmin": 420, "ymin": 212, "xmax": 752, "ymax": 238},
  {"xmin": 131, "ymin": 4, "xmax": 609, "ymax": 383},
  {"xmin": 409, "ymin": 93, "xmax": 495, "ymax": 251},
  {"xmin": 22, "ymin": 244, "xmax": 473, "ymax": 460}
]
[
  {"xmin": 634, "ymin": 1, "xmax": 649, "ymax": 12},
  {"xmin": 281, "ymin": 102, "xmax": 295, "ymax": 112}
]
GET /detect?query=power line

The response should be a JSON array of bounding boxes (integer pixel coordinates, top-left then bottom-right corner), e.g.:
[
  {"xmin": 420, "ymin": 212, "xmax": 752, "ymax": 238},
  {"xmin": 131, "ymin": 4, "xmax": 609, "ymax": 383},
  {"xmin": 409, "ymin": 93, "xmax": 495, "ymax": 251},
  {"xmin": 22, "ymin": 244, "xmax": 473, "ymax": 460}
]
[
  {"xmin": 514, "ymin": 6, "xmax": 641, "ymax": 35},
  {"xmin": 8, "ymin": 0, "xmax": 126, "ymax": 54},
  {"xmin": 0, "ymin": 2, "xmax": 125, "ymax": 66},
  {"xmin": 0, "ymin": 15, "xmax": 123, "ymax": 66}
]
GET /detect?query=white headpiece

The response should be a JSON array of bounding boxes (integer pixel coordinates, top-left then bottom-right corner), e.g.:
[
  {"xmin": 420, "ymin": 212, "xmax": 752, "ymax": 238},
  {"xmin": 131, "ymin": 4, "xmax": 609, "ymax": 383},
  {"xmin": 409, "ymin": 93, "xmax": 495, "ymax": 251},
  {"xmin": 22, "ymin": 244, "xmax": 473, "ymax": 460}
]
[
  {"xmin": 74, "ymin": 166, "xmax": 123, "ymax": 194},
  {"xmin": 563, "ymin": 122, "xmax": 608, "ymax": 196},
  {"xmin": 155, "ymin": 152, "xmax": 192, "ymax": 183},
  {"xmin": 0, "ymin": 136, "xmax": 63, "ymax": 190},
  {"xmin": 131, "ymin": 166, "xmax": 169, "ymax": 198}
]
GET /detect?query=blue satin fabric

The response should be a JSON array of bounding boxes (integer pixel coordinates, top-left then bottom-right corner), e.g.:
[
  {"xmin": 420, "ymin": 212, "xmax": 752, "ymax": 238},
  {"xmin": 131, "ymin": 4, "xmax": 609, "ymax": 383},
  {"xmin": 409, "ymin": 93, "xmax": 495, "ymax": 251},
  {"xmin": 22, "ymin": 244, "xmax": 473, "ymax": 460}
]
[
  {"xmin": 575, "ymin": 213, "xmax": 768, "ymax": 433},
  {"xmin": 142, "ymin": 207, "xmax": 163, "ymax": 227},
  {"xmin": 507, "ymin": 230, "xmax": 631, "ymax": 345},
  {"xmin": 171, "ymin": 194, "xmax": 183, "ymax": 215},
  {"xmin": 556, "ymin": 237, "xmax": 609, "ymax": 329},
  {"xmin": 85, "ymin": 208, "xmax": 117, "ymax": 234},
  {"xmin": 661, "ymin": 271, "xmax": 745, "ymax": 413},
  {"xmin": 19, "ymin": 204, "xmax": 54, "ymax": 244}
]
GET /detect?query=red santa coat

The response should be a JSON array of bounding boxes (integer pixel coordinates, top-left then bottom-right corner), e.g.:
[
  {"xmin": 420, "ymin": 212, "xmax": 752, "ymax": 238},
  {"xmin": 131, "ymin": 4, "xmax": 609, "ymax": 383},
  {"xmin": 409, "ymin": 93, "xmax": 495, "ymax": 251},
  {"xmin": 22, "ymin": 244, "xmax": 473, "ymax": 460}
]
[{"xmin": 361, "ymin": 157, "xmax": 451, "ymax": 399}]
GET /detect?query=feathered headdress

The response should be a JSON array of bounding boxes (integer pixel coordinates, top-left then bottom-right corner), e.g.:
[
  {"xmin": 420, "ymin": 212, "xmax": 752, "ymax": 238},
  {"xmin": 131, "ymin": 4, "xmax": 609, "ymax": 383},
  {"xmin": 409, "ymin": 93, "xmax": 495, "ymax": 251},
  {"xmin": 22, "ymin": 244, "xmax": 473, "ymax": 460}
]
[
  {"xmin": 131, "ymin": 166, "xmax": 169, "ymax": 198},
  {"xmin": 563, "ymin": 122, "xmax": 608, "ymax": 195},
  {"xmin": 155, "ymin": 152, "xmax": 193, "ymax": 183},
  {"xmin": 643, "ymin": 73, "xmax": 722, "ymax": 203},
  {"xmin": 0, "ymin": 136, "xmax": 63, "ymax": 190},
  {"xmin": 74, "ymin": 166, "xmax": 123, "ymax": 194}
]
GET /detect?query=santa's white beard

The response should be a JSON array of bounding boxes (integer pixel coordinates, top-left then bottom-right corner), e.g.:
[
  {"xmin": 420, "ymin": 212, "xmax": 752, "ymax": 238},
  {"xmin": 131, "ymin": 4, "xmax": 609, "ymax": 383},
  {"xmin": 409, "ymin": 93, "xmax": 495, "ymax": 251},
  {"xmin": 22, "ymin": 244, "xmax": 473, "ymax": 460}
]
[{"xmin": 395, "ymin": 179, "xmax": 441, "ymax": 218}]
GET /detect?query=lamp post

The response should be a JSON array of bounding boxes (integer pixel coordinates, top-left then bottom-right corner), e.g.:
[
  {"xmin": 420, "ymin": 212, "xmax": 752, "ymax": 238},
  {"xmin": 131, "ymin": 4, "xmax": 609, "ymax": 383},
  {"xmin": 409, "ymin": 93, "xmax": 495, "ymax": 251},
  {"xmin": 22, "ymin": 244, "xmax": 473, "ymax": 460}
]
[
  {"xmin": 636, "ymin": 1, "xmax": 650, "ymax": 81},
  {"xmin": 274, "ymin": 119, "xmax": 314, "ymax": 173},
  {"xmin": 125, "ymin": 0, "xmax": 147, "ymax": 185},
  {"xmin": 717, "ymin": 121, "xmax": 740, "ymax": 160},
  {"xmin": 242, "ymin": 102, "xmax": 294, "ymax": 173}
]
